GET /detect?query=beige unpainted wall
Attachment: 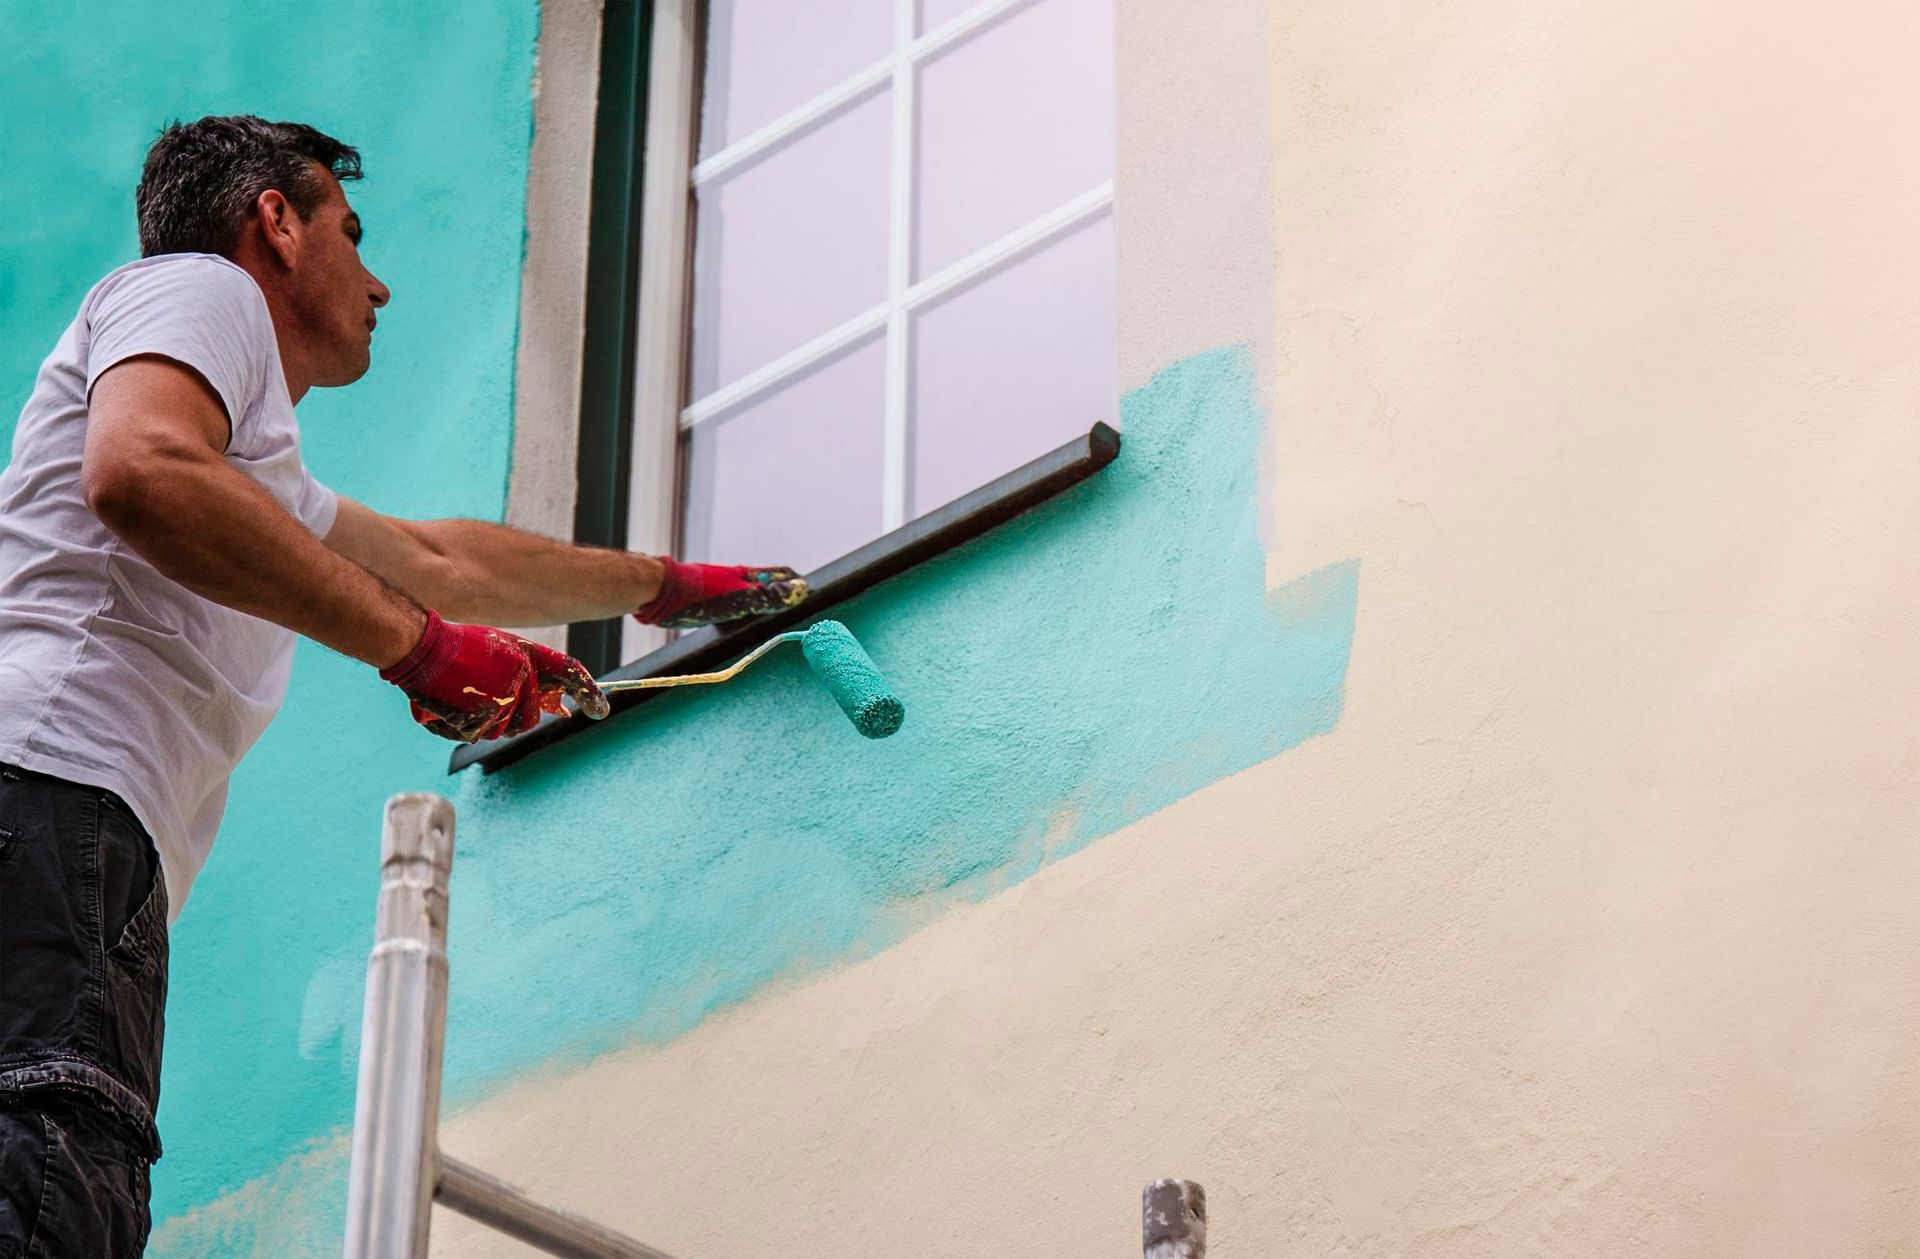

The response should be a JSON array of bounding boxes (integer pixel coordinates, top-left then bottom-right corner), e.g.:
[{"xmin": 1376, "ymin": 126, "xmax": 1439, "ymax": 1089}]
[{"xmin": 435, "ymin": 1, "xmax": 1920, "ymax": 1254}]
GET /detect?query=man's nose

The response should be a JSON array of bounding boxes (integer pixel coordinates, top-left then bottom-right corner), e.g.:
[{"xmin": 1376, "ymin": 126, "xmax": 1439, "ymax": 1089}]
[{"xmin": 368, "ymin": 273, "xmax": 391, "ymax": 309}]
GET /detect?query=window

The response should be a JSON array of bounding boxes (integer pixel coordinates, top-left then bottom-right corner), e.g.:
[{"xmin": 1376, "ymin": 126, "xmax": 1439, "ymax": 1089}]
[{"xmin": 621, "ymin": 0, "xmax": 1117, "ymax": 661}]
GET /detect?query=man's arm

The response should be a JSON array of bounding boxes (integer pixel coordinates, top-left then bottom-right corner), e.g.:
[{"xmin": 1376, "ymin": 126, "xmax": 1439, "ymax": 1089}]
[
  {"xmin": 84, "ymin": 356, "xmax": 423, "ymax": 667},
  {"xmin": 323, "ymin": 499, "xmax": 665, "ymax": 628}
]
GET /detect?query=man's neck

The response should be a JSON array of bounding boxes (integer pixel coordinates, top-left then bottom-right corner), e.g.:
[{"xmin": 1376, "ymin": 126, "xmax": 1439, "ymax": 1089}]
[{"xmin": 225, "ymin": 251, "xmax": 313, "ymax": 405}]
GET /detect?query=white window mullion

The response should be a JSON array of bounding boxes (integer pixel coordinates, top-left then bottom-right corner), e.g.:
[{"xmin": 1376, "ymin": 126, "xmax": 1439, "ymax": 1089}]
[
  {"xmin": 904, "ymin": 179, "xmax": 1113, "ymax": 313},
  {"xmin": 689, "ymin": 0, "xmax": 1039, "ymax": 189},
  {"xmin": 682, "ymin": 305, "xmax": 891, "ymax": 429},
  {"xmin": 882, "ymin": 0, "xmax": 916, "ymax": 532},
  {"xmin": 623, "ymin": 0, "xmax": 701, "ymax": 664},
  {"xmin": 689, "ymin": 63, "xmax": 893, "ymax": 188},
  {"xmin": 679, "ymin": 181, "xmax": 1113, "ymax": 431}
]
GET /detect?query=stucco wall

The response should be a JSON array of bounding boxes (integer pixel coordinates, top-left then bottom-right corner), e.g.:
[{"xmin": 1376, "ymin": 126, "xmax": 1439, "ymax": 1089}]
[
  {"xmin": 152, "ymin": 0, "xmax": 1361, "ymax": 1251},
  {"xmin": 0, "ymin": 0, "xmax": 543, "ymax": 1244},
  {"xmin": 10, "ymin": 0, "xmax": 1919, "ymax": 1253},
  {"xmin": 437, "ymin": 1, "xmax": 1920, "ymax": 1257},
  {"xmin": 506, "ymin": 0, "xmax": 600, "ymax": 552}
]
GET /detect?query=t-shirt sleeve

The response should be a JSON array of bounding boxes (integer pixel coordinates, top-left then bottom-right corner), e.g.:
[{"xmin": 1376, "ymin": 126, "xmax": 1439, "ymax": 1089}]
[
  {"xmin": 85, "ymin": 257, "xmax": 269, "ymax": 449},
  {"xmin": 294, "ymin": 467, "xmax": 340, "ymax": 538}
]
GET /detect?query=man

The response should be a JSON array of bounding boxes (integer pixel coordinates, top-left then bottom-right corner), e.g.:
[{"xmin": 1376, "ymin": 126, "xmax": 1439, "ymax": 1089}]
[{"xmin": 0, "ymin": 116, "xmax": 806, "ymax": 1255}]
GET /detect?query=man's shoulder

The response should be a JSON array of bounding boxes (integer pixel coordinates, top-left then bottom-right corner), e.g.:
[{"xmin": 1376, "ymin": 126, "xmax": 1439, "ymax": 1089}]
[
  {"xmin": 78, "ymin": 253, "xmax": 281, "ymax": 430},
  {"xmin": 85, "ymin": 252, "xmax": 268, "ymax": 322}
]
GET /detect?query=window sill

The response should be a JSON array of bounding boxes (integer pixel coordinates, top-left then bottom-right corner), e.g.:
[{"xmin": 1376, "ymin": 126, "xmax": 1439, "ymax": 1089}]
[{"xmin": 449, "ymin": 421, "xmax": 1121, "ymax": 774}]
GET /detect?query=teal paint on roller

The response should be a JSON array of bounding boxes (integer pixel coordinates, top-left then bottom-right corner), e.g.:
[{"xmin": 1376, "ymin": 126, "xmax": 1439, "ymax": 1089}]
[
  {"xmin": 798, "ymin": 620, "xmax": 905, "ymax": 738},
  {"xmin": 600, "ymin": 619, "xmax": 904, "ymax": 738}
]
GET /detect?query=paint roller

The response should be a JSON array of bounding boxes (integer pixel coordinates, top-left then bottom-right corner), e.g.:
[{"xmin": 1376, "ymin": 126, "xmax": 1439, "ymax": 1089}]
[{"xmin": 596, "ymin": 619, "xmax": 905, "ymax": 738}]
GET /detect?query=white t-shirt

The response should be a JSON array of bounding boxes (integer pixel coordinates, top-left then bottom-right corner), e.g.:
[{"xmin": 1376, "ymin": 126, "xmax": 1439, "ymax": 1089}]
[{"xmin": 0, "ymin": 253, "xmax": 338, "ymax": 920}]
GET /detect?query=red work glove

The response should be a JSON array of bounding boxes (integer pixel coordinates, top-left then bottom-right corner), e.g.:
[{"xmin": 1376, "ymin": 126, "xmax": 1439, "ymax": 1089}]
[
  {"xmin": 633, "ymin": 557, "xmax": 809, "ymax": 629},
  {"xmin": 381, "ymin": 611, "xmax": 611, "ymax": 743}
]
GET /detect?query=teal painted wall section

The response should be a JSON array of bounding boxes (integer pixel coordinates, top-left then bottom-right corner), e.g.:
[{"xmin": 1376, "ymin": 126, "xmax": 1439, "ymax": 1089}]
[
  {"xmin": 151, "ymin": 343, "xmax": 1360, "ymax": 1256},
  {"xmin": 434, "ymin": 345, "xmax": 1359, "ymax": 1092},
  {"xmin": 0, "ymin": 0, "xmax": 542, "ymax": 1237}
]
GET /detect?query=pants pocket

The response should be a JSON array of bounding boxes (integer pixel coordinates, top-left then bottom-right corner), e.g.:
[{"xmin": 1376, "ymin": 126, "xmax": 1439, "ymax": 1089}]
[
  {"xmin": 0, "ymin": 1109, "xmax": 50, "ymax": 1258},
  {"xmin": 103, "ymin": 859, "xmax": 164, "ymax": 972},
  {"xmin": 96, "ymin": 811, "xmax": 167, "ymax": 1123},
  {"xmin": 0, "ymin": 776, "xmax": 96, "ymax": 1072},
  {"xmin": 25, "ymin": 1101, "xmax": 150, "ymax": 1259}
]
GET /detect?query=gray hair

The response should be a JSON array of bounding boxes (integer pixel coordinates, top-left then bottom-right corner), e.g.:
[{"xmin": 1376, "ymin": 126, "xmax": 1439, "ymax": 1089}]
[{"xmin": 135, "ymin": 115, "xmax": 362, "ymax": 258}]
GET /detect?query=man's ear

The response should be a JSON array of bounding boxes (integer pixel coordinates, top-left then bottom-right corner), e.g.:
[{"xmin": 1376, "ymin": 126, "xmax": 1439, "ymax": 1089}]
[{"xmin": 253, "ymin": 189, "xmax": 301, "ymax": 270}]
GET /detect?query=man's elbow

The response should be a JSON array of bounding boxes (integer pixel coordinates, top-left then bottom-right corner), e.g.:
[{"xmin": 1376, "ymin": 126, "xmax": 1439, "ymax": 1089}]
[
  {"xmin": 82, "ymin": 444, "xmax": 201, "ymax": 540},
  {"xmin": 82, "ymin": 457, "xmax": 155, "ymax": 536}
]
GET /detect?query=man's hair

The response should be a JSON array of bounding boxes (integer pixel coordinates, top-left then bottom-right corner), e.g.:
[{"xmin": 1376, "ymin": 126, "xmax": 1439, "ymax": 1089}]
[{"xmin": 135, "ymin": 115, "xmax": 362, "ymax": 258}]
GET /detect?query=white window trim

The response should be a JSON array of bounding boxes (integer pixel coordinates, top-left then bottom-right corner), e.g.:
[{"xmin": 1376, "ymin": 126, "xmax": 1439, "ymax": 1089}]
[
  {"xmin": 621, "ymin": 0, "xmax": 700, "ymax": 663},
  {"xmin": 505, "ymin": 0, "xmax": 607, "ymax": 651},
  {"xmin": 623, "ymin": 0, "xmax": 1115, "ymax": 660}
]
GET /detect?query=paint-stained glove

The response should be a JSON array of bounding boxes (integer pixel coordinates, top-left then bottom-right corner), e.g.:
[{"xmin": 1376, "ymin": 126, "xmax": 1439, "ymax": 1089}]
[
  {"xmin": 633, "ymin": 557, "xmax": 809, "ymax": 629},
  {"xmin": 381, "ymin": 610, "xmax": 611, "ymax": 743}
]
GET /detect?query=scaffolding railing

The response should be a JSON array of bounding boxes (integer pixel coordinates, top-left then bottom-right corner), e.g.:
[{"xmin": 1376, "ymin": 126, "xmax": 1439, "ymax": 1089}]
[
  {"xmin": 342, "ymin": 794, "xmax": 674, "ymax": 1259},
  {"xmin": 341, "ymin": 793, "xmax": 1205, "ymax": 1258}
]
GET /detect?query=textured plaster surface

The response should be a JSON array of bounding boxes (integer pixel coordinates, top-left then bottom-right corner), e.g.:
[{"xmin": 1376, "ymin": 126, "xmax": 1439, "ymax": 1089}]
[
  {"xmin": 1114, "ymin": 0, "xmax": 1277, "ymax": 397},
  {"xmin": 505, "ymin": 0, "xmax": 600, "ymax": 554},
  {"xmin": 440, "ymin": 0, "xmax": 1920, "ymax": 1256},
  {"xmin": 152, "ymin": 341, "xmax": 1359, "ymax": 1256},
  {"xmin": 26, "ymin": 0, "xmax": 1920, "ymax": 1252},
  {"xmin": 0, "ymin": 0, "xmax": 542, "ymax": 1236},
  {"xmin": 438, "ymin": 345, "xmax": 1358, "ymax": 1081},
  {"xmin": 55, "ymin": 0, "xmax": 1361, "ymax": 1250},
  {"xmin": 1252, "ymin": 1, "xmax": 1920, "ymax": 1249},
  {"xmin": 504, "ymin": 0, "xmax": 602, "ymax": 651}
]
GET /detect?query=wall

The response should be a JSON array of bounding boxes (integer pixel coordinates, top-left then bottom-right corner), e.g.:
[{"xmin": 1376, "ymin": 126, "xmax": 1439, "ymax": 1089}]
[
  {"xmin": 431, "ymin": 3, "xmax": 1323, "ymax": 1254},
  {"xmin": 0, "ymin": 0, "xmax": 543, "ymax": 1245},
  {"xmin": 505, "ymin": 0, "xmax": 600, "ymax": 560},
  {"xmin": 12, "ymin": 0, "xmax": 1920, "ymax": 1255},
  {"xmin": 1257, "ymin": 1, "xmax": 1920, "ymax": 1249},
  {"xmin": 434, "ymin": 1, "xmax": 1920, "ymax": 1257},
  {"xmin": 146, "ymin": 0, "xmax": 1362, "ymax": 1252}
]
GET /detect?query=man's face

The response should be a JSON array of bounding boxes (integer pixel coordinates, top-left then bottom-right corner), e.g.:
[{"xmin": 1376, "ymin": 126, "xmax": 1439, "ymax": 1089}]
[{"xmin": 288, "ymin": 167, "xmax": 390, "ymax": 387}]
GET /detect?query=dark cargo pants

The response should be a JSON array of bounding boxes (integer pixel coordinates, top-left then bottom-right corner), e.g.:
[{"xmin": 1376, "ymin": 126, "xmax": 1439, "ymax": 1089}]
[{"xmin": 0, "ymin": 763, "xmax": 167, "ymax": 1257}]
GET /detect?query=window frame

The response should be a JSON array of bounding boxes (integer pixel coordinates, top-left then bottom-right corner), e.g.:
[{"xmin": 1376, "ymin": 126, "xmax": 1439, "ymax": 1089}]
[
  {"xmin": 566, "ymin": 0, "xmax": 659, "ymax": 675},
  {"xmin": 596, "ymin": 0, "xmax": 1118, "ymax": 667},
  {"xmin": 531, "ymin": 0, "xmax": 1120, "ymax": 728}
]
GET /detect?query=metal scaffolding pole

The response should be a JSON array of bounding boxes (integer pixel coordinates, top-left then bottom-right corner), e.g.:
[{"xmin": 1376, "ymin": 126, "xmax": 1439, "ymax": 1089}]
[
  {"xmin": 437, "ymin": 1154, "xmax": 679, "ymax": 1259},
  {"xmin": 1144, "ymin": 1179, "xmax": 1207, "ymax": 1259},
  {"xmin": 343, "ymin": 794, "xmax": 455, "ymax": 1259},
  {"xmin": 342, "ymin": 793, "xmax": 680, "ymax": 1259}
]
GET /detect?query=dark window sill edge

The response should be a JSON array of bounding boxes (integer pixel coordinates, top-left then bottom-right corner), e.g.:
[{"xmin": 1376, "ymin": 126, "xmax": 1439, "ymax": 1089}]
[{"xmin": 450, "ymin": 421, "xmax": 1122, "ymax": 775}]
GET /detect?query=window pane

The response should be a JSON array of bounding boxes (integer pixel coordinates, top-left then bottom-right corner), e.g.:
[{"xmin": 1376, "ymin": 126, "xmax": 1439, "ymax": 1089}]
[
  {"xmin": 701, "ymin": 0, "xmax": 894, "ymax": 160},
  {"xmin": 909, "ymin": 210, "xmax": 1116, "ymax": 517},
  {"xmin": 914, "ymin": 0, "xmax": 1115, "ymax": 280},
  {"xmin": 916, "ymin": 0, "xmax": 983, "ymax": 35},
  {"xmin": 683, "ymin": 334, "xmax": 888, "ymax": 575},
  {"xmin": 690, "ymin": 89, "xmax": 893, "ymax": 401}
]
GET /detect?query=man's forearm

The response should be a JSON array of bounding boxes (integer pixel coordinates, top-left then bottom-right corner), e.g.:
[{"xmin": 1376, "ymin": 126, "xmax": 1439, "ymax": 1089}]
[
  {"xmin": 90, "ymin": 447, "xmax": 425, "ymax": 667},
  {"xmin": 391, "ymin": 517, "xmax": 664, "ymax": 627}
]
